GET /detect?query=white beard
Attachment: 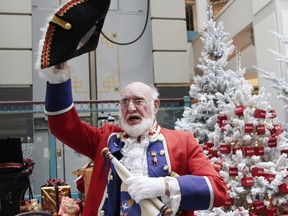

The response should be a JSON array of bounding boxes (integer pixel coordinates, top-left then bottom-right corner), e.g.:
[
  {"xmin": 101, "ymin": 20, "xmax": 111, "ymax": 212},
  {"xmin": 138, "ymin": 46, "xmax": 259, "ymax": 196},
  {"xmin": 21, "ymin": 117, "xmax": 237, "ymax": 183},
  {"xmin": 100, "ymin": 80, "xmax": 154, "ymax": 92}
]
[{"xmin": 120, "ymin": 117, "xmax": 154, "ymax": 138}]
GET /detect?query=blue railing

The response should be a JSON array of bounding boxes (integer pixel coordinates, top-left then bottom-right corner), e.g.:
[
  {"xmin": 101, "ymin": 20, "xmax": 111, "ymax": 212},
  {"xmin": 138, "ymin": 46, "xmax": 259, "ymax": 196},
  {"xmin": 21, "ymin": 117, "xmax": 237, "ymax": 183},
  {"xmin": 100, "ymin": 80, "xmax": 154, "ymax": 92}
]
[{"xmin": 0, "ymin": 97, "xmax": 190, "ymax": 114}]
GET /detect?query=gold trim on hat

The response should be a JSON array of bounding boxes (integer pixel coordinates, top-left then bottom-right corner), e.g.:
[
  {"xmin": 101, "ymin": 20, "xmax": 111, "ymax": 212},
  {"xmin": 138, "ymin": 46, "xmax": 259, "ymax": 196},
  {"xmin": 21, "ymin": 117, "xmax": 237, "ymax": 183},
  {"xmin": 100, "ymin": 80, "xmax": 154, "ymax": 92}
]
[
  {"xmin": 57, "ymin": 0, "xmax": 88, "ymax": 16},
  {"xmin": 41, "ymin": 25, "xmax": 55, "ymax": 69},
  {"xmin": 51, "ymin": 16, "xmax": 72, "ymax": 30}
]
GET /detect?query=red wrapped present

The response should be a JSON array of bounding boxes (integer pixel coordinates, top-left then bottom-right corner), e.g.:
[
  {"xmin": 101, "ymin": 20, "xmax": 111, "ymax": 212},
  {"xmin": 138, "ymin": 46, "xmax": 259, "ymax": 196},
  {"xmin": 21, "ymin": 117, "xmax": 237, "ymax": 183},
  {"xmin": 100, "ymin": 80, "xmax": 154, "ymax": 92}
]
[
  {"xmin": 254, "ymin": 146, "xmax": 264, "ymax": 156},
  {"xmin": 251, "ymin": 167, "xmax": 264, "ymax": 177},
  {"xmin": 220, "ymin": 144, "xmax": 231, "ymax": 154},
  {"xmin": 241, "ymin": 177, "xmax": 254, "ymax": 187},
  {"xmin": 213, "ymin": 161, "xmax": 222, "ymax": 172},
  {"xmin": 244, "ymin": 123, "xmax": 254, "ymax": 133},
  {"xmin": 229, "ymin": 167, "xmax": 238, "ymax": 177},
  {"xmin": 268, "ymin": 137, "xmax": 277, "ymax": 148},
  {"xmin": 271, "ymin": 124, "xmax": 284, "ymax": 136},
  {"xmin": 256, "ymin": 124, "xmax": 266, "ymax": 135},
  {"xmin": 263, "ymin": 173, "xmax": 276, "ymax": 182},
  {"xmin": 281, "ymin": 149, "xmax": 288, "ymax": 156},
  {"xmin": 254, "ymin": 109, "xmax": 266, "ymax": 119},
  {"xmin": 253, "ymin": 201, "xmax": 265, "ymax": 214},
  {"xmin": 203, "ymin": 142, "xmax": 214, "ymax": 151},
  {"xmin": 243, "ymin": 146, "xmax": 255, "ymax": 156},
  {"xmin": 279, "ymin": 182, "xmax": 288, "ymax": 194},
  {"xmin": 208, "ymin": 149, "xmax": 218, "ymax": 159},
  {"xmin": 235, "ymin": 105, "xmax": 245, "ymax": 116},
  {"xmin": 224, "ymin": 197, "xmax": 234, "ymax": 207},
  {"xmin": 269, "ymin": 109, "xmax": 277, "ymax": 118},
  {"xmin": 266, "ymin": 208, "xmax": 277, "ymax": 216},
  {"xmin": 218, "ymin": 114, "xmax": 228, "ymax": 121}
]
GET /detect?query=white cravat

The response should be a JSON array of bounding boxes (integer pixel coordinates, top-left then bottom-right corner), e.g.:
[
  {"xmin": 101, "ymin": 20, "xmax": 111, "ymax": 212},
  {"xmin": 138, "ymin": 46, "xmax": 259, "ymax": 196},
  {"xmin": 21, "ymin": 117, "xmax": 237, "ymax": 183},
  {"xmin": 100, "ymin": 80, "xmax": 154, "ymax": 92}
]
[{"xmin": 120, "ymin": 135, "xmax": 150, "ymax": 177}]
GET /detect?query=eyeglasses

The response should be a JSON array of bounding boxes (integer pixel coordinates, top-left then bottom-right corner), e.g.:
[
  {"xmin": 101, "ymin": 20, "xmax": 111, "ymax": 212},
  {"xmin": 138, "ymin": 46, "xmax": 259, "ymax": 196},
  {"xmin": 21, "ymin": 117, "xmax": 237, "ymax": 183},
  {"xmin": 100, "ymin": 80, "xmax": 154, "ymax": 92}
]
[{"xmin": 119, "ymin": 99, "xmax": 152, "ymax": 107}]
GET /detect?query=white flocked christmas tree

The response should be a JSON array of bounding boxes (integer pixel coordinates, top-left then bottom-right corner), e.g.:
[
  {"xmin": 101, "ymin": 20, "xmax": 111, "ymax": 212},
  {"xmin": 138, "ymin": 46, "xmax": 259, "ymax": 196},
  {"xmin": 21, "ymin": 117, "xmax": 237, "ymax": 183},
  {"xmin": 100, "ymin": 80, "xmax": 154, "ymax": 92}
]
[
  {"xmin": 175, "ymin": 6, "xmax": 249, "ymax": 144},
  {"xmin": 176, "ymin": 6, "xmax": 288, "ymax": 216}
]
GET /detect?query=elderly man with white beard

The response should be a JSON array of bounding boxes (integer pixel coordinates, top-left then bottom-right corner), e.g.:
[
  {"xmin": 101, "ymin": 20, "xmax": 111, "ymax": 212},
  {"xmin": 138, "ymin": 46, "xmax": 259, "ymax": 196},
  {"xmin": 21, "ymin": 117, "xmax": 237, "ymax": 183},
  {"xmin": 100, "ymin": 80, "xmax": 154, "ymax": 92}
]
[{"xmin": 41, "ymin": 62, "xmax": 227, "ymax": 216}]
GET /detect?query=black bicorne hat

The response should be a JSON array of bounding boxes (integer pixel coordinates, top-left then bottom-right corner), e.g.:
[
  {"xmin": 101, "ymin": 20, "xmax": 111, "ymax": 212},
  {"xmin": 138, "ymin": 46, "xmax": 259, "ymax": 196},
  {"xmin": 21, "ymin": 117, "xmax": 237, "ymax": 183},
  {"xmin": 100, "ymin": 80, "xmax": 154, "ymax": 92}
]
[{"xmin": 40, "ymin": 0, "xmax": 111, "ymax": 69}]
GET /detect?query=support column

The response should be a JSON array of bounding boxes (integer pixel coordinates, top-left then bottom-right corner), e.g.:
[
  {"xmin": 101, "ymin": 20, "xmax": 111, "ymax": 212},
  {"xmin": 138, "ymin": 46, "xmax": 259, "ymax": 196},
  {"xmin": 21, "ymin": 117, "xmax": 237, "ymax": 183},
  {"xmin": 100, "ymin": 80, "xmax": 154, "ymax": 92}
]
[{"xmin": 195, "ymin": 0, "xmax": 208, "ymax": 31}]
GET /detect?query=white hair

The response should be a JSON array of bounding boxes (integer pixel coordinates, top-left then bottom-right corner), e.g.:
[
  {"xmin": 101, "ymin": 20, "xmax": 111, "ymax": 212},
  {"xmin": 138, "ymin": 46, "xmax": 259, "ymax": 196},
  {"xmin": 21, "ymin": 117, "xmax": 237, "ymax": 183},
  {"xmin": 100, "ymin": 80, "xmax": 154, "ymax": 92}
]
[{"xmin": 151, "ymin": 85, "xmax": 159, "ymax": 100}]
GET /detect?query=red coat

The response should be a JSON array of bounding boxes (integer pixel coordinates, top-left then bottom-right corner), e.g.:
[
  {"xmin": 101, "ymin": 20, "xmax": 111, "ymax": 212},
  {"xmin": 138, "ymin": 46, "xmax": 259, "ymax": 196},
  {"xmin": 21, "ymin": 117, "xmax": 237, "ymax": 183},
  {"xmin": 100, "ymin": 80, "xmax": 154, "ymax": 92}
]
[
  {"xmin": 48, "ymin": 108, "xmax": 227, "ymax": 216},
  {"xmin": 45, "ymin": 80, "xmax": 227, "ymax": 215}
]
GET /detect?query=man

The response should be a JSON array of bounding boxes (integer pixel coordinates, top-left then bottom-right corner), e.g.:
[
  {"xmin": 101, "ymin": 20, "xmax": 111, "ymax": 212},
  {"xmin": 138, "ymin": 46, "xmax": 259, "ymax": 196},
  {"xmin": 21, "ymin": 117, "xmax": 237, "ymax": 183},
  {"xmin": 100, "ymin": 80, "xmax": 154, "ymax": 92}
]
[{"xmin": 42, "ymin": 62, "xmax": 227, "ymax": 216}]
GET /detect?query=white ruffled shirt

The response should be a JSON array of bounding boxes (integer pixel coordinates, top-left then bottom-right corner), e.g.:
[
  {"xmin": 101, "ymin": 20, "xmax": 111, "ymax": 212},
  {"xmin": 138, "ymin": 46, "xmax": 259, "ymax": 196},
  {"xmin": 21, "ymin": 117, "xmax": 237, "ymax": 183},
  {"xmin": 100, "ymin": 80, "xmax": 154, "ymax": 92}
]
[{"xmin": 119, "ymin": 127, "xmax": 181, "ymax": 215}]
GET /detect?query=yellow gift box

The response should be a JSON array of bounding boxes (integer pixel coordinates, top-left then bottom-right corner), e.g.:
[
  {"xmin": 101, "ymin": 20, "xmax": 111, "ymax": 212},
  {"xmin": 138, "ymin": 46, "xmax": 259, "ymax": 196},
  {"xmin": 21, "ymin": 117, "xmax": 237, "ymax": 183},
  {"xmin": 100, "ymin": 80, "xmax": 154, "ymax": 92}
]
[
  {"xmin": 82, "ymin": 167, "xmax": 93, "ymax": 196},
  {"xmin": 41, "ymin": 185, "xmax": 71, "ymax": 215}
]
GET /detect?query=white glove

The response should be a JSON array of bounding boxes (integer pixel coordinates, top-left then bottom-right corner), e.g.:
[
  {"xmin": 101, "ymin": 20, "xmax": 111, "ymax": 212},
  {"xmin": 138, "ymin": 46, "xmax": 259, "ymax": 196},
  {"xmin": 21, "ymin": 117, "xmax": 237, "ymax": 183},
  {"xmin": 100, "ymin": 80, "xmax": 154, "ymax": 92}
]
[{"xmin": 126, "ymin": 176, "xmax": 166, "ymax": 204}]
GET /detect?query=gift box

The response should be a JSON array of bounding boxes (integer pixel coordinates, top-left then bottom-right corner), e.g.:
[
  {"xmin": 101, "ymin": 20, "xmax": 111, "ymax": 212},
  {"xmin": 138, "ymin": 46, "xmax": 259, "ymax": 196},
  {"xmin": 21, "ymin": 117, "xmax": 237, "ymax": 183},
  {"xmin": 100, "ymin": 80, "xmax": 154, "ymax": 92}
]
[
  {"xmin": 41, "ymin": 179, "xmax": 71, "ymax": 215},
  {"xmin": 208, "ymin": 149, "xmax": 218, "ymax": 159},
  {"xmin": 254, "ymin": 146, "xmax": 264, "ymax": 156},
  {"xmin": 279, "ymin": 182, "xmax": 288, "ymax": 194},
  {"xmin": 254, "ymin": 109, "xmax": 266, "ymax": 119},
  {"xmin": 203, "ymin": 142, "xmax": 214, "ymax": 151},
  {"xmin": 218, "ymin": 114, "xmax": 228, "ymax": 121},
  {"xmin": 241, "ymin": 177, "xmax": 254, "ymax": 187},
  {"xmin": 235, "ymin": 105, "xmax": 245, "ymax": 116},
  {"xmin": 251, "ymin": 167, "xmax": 264, "ymax": 177},
  {"xmin": 266, "ymin": 208, "xmax": 277, "ymax": 216},
  {"xmin": 243, "ymin": 146, "xmax": 255, "ymax": 157},
  {"xmin": 263, "ymin": 173, "xmax": 275, "ymax": 183},
  {"xmin": 73, "ymin": 162, "xmax": 94, "ymax": 196},
  {"xmin": 271, "ymin": 124, "xmax": 284, "ymax": 136},
  {"xmin": 281, "ymin": 149, "xmax": 288, "ymax": 156},
  {"xmin": 268, "ymin": 137, "xmax": 277, "ymax": 148},
  {"xmin": 244, "ymin": 123, "xmax": 254, "ymax": 133},
  {"xmin": 220, "ymin": 144, "xmax": 231, "ymax": 154},
  {"xmin": 229, "ymin": 167, "xmax": 238, "ymax": 177},
  {"xmin": 269, "ymin": 109, "xmax": 277, "ymax": 118},
  {"xmin": 253, "ymin": 201, "xmax": 265, "ymax": 214},
  {"xmin": 213, "ymin": 161, "xmax": 222, "ymax": 172},
  {"xmin": 256, "ymin": 124, "xmax": 266, "ymax": 135},
  {"xmin": 224, "ymin": 197, "xmax": 234, "ymax": 207},
  {"xmin": 83, "ymin": 167, "xmax": 93, "ymax": 196}
]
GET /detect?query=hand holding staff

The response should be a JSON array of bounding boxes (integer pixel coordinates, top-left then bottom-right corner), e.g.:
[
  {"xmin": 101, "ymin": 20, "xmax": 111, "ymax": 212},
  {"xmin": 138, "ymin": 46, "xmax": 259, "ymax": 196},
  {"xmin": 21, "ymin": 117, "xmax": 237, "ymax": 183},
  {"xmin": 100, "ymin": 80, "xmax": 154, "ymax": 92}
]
[{"xmin": 101, "ymin": 147, "xmax": 173, "ymax": 216}]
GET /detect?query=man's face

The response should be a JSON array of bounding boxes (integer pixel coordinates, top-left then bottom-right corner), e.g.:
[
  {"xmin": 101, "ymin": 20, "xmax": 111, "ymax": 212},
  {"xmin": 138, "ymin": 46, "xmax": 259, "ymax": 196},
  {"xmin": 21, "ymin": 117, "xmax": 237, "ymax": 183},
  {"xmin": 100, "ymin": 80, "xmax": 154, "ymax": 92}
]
[
  {"xmin": 120, "ymin": 84, "xmax": 154, "ymax": 126},
  {"xmin": 119, "ymin": 82, "xmax": 159, "ymax": 137}
]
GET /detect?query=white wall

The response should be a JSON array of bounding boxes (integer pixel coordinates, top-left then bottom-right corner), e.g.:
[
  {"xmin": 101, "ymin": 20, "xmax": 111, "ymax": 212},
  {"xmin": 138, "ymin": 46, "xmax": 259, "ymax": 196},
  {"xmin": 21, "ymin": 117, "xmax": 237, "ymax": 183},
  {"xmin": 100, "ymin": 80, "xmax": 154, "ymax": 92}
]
[
  {"xmin": 0, "ymin": 0, "xmax": 32, "ymax": 86},
  {"xmin": 150, "ymin": 0, "xmax": 189, "ymax": 85}
]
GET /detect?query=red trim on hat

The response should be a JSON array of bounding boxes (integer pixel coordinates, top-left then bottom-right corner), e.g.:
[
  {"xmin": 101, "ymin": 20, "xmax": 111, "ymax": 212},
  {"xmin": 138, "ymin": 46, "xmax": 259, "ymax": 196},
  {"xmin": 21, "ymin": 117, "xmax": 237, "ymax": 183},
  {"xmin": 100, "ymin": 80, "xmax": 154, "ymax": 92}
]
[
  {"xmin": 57, "ymin": 0, "xmax": 88, "ymax": 16},
  {"xmin": 42, "ymin": 25, "xmax": 55, "ymax": 68},
  {"xmin": 0, "ymin": 162, "xmax": 23, "ymax": 169}
]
